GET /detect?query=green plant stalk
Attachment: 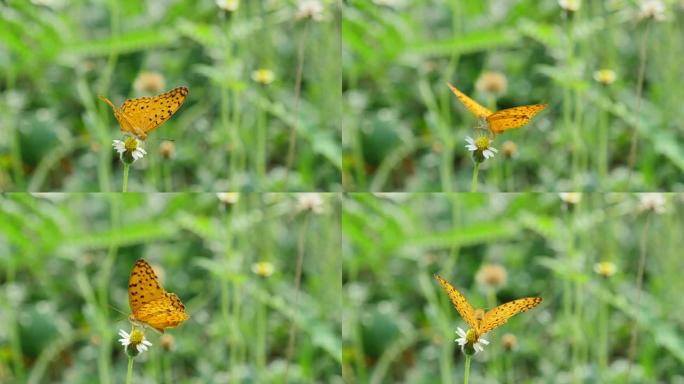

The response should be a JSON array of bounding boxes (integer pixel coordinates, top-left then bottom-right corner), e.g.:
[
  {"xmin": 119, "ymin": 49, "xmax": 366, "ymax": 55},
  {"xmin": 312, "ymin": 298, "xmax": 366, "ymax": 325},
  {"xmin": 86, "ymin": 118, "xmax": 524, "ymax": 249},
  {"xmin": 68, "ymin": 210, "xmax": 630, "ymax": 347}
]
[
  {"xmin": 598, "ymin": 105, "xmax": 608, "ymax": 184},
  {"xmin": 256, "ymin": 99, "xmax": 267, "ymax": 186},
  {"xmin": 256, "ymin": 294, "xmax": 267, "ymax": 381},
  {"xmin": 626, "ymin": 21, "xmax": 651, "ymax": 191},
  {"xmin": 599, "ymin": 292, "xmax": 608, "ymax": 379},
  {"xmin": 162, "ymin": 161, "xmax": 172, "ymax": 192},
  {"xmin": 122, "ymin": 163, "xmax": 130, "ymax": 192},
  {"xmin": 285, "ymin": 20, "xmax": 311, "ymax": 186},
  {"xmin": 283, "ymin": 213, "xmax": 311, "ymax": 383},
  {"xmin": 471, "ymin": 162, "xmax": 479, "ymax": 192},
  {"xmin": 126, "ymin": 356, "xmax": 134, "ymax": 384},
  {"xmin": 627, "ymin": 213, "xmax": 652, "ymax": 380},
  {"xmin": 464, "ymin": 354, "xmax": 471, "ymax": 384}
]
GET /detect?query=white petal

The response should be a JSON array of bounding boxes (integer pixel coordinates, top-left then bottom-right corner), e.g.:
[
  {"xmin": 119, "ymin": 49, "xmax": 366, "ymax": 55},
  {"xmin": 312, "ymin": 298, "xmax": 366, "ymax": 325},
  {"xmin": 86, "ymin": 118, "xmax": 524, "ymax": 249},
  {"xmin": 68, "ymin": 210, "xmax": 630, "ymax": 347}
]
[
  {"xmin": 489, "ymin": 147, "xmax": 498, "ymax": 153},
  {"xmin": 119, "ymin": 330, "xmax": 129, "ymax": 338},
  {"xmin": 465, "ymin": 144, "xmax": 477, "ymax": 151},
  {"xmin": 456, "ymin": 327, "xmax": 467, "ymax": 338},
  {"xmin": 119, "ymin": 339, "xmax": 130, "ymax": 346},
  {"xmin": 142, "ymin": 340, "xmax": 152, "ymax": 346},
  {"xmin": 474, "ymin": 343, "xmax": 483, "ymax": 353},
  {"xmin": 479, "ymin": 338, "xmax": 489, "ymax": 345},
  {"xmin": 465, "ymin": 136, "xmax": 475, "ymax": 145}
]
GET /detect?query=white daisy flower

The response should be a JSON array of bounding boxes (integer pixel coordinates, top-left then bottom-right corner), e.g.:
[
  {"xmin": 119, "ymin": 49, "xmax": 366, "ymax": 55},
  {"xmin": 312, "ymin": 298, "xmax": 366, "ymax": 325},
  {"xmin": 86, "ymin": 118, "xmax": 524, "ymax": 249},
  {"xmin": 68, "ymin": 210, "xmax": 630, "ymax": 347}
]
[
  {"xmin": 465, "ymin": 136, "xmax": 498, "ymax": 162},
  {"xmin": 455, "ymin": 327, "xmax": 489, "ymax": 354},
  {"xmin": 113, "ymin": 137, "xmax": 147, "ymax": 164},
  {"xmin": 119, "ymin": 329, "xmax": 152, "ymax": 355}
]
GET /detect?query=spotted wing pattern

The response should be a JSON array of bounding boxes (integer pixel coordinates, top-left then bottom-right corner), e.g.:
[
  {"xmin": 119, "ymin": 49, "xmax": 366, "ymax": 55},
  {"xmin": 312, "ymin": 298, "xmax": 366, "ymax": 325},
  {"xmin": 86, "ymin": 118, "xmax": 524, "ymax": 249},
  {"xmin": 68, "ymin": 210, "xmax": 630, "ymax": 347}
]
[
  {"xmin": 128, "ymin": 259, "xmax": 188, "ymax": 333},
  {"xmin": 99, "ymin": 86, "xmax": 188, "ymax": 140},
  {"xmin": 487, "ymin": 104, "xmax": 547, "ymax": 134},
  {"xmin": 479, "ymin": 297, "xmax": 542, "ymax": 334},
  {"xmin": 434, "ymin": 274, "xmax": 477, "ymax": 330}
]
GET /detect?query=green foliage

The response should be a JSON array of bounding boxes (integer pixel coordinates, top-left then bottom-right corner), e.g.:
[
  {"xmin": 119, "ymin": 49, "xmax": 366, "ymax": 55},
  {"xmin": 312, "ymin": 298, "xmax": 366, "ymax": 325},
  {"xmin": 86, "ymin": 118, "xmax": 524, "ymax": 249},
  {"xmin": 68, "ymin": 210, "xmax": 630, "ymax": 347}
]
[
  {"xmin": 342, "ymin": 0, "xmax": 684, "ymax": 191},
  {"xmin": 0, "ymin": 193, "xmax": 341, "ymax": 383},
  {"xmin": 0, "ymin": 1, "xmax": 341, "ymax": 192},
  {"xmin": 342, "ymin": 193, "xmax": 684, "ymax": 382}
]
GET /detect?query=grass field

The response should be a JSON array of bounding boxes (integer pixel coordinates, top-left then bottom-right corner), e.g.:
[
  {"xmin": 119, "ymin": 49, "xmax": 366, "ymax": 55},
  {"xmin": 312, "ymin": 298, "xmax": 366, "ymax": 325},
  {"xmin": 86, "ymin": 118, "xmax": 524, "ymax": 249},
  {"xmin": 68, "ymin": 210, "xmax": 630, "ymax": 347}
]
[
  {"xmin": 342, "ymin": 0, "xmax": 684, "ymax": 192},
  {"xmin": 0, "ymin": 193, "xmax": 342, "ymax": 383},
  {"xmin": 0, "ymin": 0, "xmax": 341, "ymax": 192},
  {"xmin": 342, "ymin": 193, "xmax": 684, "ymax": 383}
]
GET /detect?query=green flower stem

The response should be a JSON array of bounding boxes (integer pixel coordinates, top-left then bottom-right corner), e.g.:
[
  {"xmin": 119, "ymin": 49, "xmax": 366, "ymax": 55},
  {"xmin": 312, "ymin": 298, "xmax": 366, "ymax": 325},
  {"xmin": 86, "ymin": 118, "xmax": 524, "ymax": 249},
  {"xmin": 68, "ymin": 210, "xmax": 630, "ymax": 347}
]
[
  {"xmin": 122, "ymin": 163, "xmax": 130, "ymax": 192},
  {"xmin": 126, "ymin": 356, "xmax": 134, "ymax": 384},
  {"xmin": 464, "ymin": 354, "xmax": 471, "ymax": 384},
  {"xmin": 471, "ymin": 162, "xmax": 480, "ymax": 192}
]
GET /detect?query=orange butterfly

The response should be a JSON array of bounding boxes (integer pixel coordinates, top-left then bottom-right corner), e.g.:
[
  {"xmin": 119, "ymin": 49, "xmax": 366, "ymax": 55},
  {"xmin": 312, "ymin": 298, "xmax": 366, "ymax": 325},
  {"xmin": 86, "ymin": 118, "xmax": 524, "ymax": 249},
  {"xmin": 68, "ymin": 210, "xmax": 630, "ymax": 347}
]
[
  {"xmin": 99, "ymin": 87, "xmax": 188, "ymax": 140},
  {"xmin": 435, "ymin": 274, "xmax": 541, "ymax": 341},
  {"xmin": 447, "ymin": 82, "xmax": 546, "ymax": 135},
  {"xmin": 128, "ymin": 259, "xmax": 188, "ymax": 333}
]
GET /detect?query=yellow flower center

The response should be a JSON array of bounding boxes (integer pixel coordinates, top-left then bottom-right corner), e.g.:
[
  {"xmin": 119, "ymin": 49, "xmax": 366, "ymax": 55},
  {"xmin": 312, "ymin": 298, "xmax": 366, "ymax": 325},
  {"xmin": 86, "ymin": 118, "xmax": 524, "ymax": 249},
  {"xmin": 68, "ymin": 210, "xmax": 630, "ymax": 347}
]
[
  {"xmin": 124, "ymin": 137, "xmax": 139, "ymax": 152},
  {"xmin": 474, "ymin": 136, "xmax": 491, "ymax": 151},
  {"xmin": 130, "ymin": 329, "xmax": 145, "ymax": 345},
  {"xmin": 466, "ymin": 328, "xmax": 479, "ymax": 344}
]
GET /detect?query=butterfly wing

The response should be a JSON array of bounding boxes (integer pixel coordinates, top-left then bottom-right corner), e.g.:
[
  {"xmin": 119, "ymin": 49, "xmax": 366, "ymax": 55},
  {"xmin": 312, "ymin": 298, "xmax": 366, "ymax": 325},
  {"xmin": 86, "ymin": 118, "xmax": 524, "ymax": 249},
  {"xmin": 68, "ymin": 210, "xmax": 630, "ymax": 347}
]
[
  {"xmin": 128, "ymin": 259, "xmax": 188, "ymax": 332},
  {"xmin": 133, "ymin": 294, "xmax": 189, "ymax": 333},
  {"xmin": 119, "ymin": 86, "xmax": 189, "ymax": 140},
  {"xmin": 99, "ymin": 95, "xmax": 139, "ymax": 136},
  {"xmin": 434, "ymin": 274, "xmax": 478, "ymax": 330},
  {"xmin": 486, "ymin": 104, "xmax": 547, "ymax": 134},
  {"xmin": 479, "ymin": 297, "xmax": 542, "ymax": 334},
  {"xmin": 447, "ymin": 82, "xmax": 493, "ymax": 120}
]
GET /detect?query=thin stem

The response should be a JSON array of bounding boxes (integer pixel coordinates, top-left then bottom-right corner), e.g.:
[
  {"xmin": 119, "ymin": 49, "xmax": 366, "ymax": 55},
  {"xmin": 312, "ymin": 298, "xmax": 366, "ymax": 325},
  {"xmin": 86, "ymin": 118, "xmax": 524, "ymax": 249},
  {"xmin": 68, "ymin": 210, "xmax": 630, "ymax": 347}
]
[
  {"xmin": 626, "ymin": 212, "xmax": 651, "ymax": 380},
  {"xmin": 626, "ymin": 21, "xmax": 651, "ymax": 190},
  {"xmin": 283, "ymin": 213, "xmax": 310, "ymax": 383},
  {"xmin": 464, "ymin": 354, "xmax": 471, "ymax": 384},
  {"xmin": 126, "ymin": 356, "xmax": 134, "ymax": 384},
  {"xmin": 470, "ymin": 162, "xmax": 479, "ymax": 192},
  {"xmin": 285, "ymin": 20, "xmax": 311, "ymax": 186},
  {"xmin": 122, "ymin": 163, "xmax": 130, "ymax": 192}
]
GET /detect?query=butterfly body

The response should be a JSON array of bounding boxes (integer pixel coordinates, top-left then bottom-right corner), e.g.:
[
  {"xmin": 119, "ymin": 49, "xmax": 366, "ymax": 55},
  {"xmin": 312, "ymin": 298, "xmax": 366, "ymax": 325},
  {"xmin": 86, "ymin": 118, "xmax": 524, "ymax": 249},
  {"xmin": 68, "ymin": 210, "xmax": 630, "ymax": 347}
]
[
  {"xmin": 128, "ymin": 259, "xmax": 188, "ymax": 333},
  {"xmin": 100, "ymin": 86, "xmax": 189, "ymax": 140},
  {"xmin": 435, "ymin": 274, "xmax": 541, "ymax": 341},
  {"xmin": 447, "ymin": 82, "xmax": 546, "ymax": 135}
]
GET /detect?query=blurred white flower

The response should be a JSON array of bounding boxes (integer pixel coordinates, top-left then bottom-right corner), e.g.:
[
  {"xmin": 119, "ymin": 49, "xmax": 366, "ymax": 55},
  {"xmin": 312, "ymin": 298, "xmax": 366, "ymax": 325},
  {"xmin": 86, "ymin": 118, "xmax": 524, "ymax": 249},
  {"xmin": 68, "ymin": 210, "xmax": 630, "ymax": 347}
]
[
  {"xmin": 217, "ymin": 193, "xmax": 240, "ymax": 204},
  {"xmin": 639, "ymin": 0, "xmax": 666, "ymax": 21},
  {"xmin": 216, "ymin": 0, "xmax": 239, "ymax": 12},
  {"xmin": 297, "ymin": 0, "xmax": 324, "ymax": 21},
  {"xmin": 560, "ymin": 192, "xmax": 582, "ymax": 205},
  {"xmin": 133, "ymin": 71, "xmax": 166, "ymax": 94},
  {"xmin": 119, "ymin": 329, "xmax": 152, "ymax": 355},
  {"xmin": 296, "ymin": 193, "xmax": 326, "ymax": 214},
  {"xmin": 558, "ymin": 0, "xmax": 581, "ymax": 12},
  {"xmin": 638, "ymin": 193, "xmax": 666, "ymax": 214}
]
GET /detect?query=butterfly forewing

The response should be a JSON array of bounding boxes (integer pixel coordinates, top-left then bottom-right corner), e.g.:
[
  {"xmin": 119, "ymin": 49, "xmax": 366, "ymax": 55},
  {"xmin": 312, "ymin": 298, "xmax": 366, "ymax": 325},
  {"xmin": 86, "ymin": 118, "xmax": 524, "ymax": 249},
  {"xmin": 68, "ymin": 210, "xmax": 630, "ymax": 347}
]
[
  {"xmin": 447, "ymin": 82, "xmax": 493, "ymax": 120},
  {"xmin": 434, "ymin": 274, "xmax": 478, "ymax": 330},
  {"xmin": 479, "ymin": 297, "xmax": 542, "ymax": 334},
  {"xmin": 120, "ymin": 86, "xmax": 188, "ymax": 139}
]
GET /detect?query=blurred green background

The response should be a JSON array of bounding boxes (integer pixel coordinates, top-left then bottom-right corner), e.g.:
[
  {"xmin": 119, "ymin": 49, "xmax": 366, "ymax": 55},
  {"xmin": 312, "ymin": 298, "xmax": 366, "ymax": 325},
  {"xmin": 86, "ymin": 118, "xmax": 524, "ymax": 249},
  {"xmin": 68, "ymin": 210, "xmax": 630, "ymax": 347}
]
[
  {"xmin": 0, "ymin": 193, "xmax": 341, "ymax": 383},
  {"xmin": 0, "ymin": 0, "xmax": 341, "ymax": 192},
  {"xmin": 342, "ymin": 193, "xmax": 684, "ymax": 383},
  {"xmin": 343, "ymin": 0, "xmax": 684, "ymax": 191}
]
